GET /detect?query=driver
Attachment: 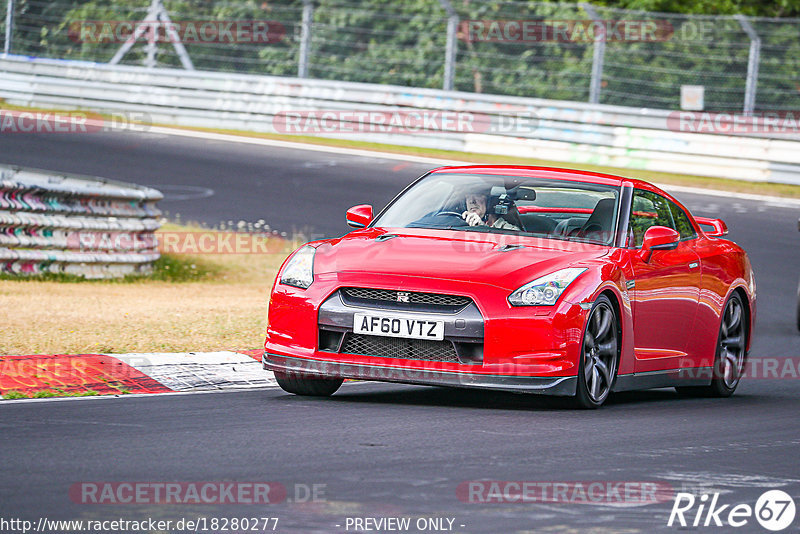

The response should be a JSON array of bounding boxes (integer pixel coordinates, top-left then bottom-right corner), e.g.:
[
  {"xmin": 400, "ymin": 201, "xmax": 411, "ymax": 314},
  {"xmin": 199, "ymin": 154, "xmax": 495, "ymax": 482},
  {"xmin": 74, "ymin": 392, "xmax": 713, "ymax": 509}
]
[{"xmin": 462, "ymin": 191, "xmax": 519, "ymax": 230}]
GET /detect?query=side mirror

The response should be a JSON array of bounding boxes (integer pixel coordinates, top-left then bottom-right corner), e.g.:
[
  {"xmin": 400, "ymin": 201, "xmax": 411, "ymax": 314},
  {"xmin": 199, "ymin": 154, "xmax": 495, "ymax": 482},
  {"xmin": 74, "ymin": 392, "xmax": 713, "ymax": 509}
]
[
  {"xmin": 346, "ymin": 204, "xmax": 373, "ymax": 228},
  {"xmin": 639, "ymin": 225, "xmax": 680, "ymax": 261},
  {"xmin": 695, "ymin": 216, "xmax": 728, "ymax": 237}
]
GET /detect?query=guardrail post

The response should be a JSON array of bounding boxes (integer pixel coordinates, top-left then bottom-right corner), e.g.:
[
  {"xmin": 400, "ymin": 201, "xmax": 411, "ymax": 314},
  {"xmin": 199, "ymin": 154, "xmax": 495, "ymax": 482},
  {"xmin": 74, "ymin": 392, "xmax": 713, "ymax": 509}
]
[
  {"xmin": 581, "ymin": 3, "xmax": 605, "ymax": 105},
  {"xmin": 736, "ymin": 15, "xmax": 760, "ymax": 116},
  {"xmin": 438, "ymin": 0, "xmax": 458, "ymax": 91},
  {"xmin": 157, "ymin": 0, "xmax": 194, "ymax": 70},
  {"xmin": 4, "ymin": 0, "xmax": 13, "ymax": 56},
  {"xmin": 110, "ymin": 0, "xmax": 194, "ymax": 70},
  {"xmin": 297, "ymin": 0, "xmax": 314, "ymax": 78},
  {"xmin": 144, "ymin": 0, "xmax": 159, "ymax": 68}
]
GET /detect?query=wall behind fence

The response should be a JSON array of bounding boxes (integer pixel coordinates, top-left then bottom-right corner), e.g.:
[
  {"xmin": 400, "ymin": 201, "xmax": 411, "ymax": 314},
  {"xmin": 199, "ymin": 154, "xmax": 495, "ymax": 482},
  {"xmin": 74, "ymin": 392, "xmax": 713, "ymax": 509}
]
[
  {"xmin": 0, "ymin": 163, "xmax": 162, "ymax": 278},
  {"xmin": 2, "ymin": 56, "xmax": 800, "ymax": 185}
]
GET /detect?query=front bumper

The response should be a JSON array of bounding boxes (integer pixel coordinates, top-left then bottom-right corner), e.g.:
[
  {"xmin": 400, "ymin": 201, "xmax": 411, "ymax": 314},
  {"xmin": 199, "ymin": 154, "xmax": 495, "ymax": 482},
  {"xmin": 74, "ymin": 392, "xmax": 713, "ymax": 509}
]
[
  {"xmin": 265, "ymin": 272, "xmax": 591, "ymax": 394},
  {"xmin": 263, "ymin": 351, "xmax": 578, "ymax": 396}
]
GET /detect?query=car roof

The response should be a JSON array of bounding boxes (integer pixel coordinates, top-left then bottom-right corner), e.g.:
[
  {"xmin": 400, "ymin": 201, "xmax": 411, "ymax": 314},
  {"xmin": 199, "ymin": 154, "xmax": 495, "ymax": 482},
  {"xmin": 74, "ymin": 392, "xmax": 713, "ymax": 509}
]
[{"xmin": 429, "ymin": 165, "xmax": 653, "ymax": 190}]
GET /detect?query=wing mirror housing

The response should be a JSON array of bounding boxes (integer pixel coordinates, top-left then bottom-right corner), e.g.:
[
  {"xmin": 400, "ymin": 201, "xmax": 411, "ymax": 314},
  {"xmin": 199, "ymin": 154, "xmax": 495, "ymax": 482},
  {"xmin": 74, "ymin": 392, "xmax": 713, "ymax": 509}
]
[
  {"xmin": 346, "ymin": 204, "xmax": 373, "ymax": 228},
  {"xmin": 695, "ymin": 216, "xmax": 728, "ymax": 237},
  {"xmin": 639, "ymin": 226, "xmax": 680, "ymax": 261}
]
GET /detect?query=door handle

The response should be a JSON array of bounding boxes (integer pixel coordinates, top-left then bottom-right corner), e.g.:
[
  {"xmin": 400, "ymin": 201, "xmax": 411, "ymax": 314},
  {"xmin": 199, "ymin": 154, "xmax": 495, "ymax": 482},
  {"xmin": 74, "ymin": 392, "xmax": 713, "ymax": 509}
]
[{"xmin": 689, "ymin": 262, "xmax": 699, "ymax": 269}]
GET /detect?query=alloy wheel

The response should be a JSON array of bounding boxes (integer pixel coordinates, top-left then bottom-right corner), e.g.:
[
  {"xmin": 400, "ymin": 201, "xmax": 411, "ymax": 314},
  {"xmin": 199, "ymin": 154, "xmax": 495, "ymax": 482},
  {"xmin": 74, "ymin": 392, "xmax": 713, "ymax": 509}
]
[
  {"xmin": 719, "ymin": 296, "xmax": 746, "ymax": 389},
  {"xmin": 581, "ymin": 299, "xmax": 618, "ymax": 405}
]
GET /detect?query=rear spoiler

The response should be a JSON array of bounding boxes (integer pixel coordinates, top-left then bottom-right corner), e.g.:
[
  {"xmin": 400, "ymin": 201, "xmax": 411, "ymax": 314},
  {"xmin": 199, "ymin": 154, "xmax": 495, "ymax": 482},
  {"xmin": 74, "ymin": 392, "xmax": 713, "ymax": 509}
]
[{"xmin": 695, "ymin": 216, "xmax": 728, "ymax": 237}]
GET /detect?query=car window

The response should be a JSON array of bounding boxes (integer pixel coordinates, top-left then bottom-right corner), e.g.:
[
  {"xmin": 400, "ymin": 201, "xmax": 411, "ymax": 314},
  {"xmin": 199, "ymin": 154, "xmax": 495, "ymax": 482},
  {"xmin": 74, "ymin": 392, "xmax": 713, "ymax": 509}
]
[
  {"xmin": 629, "ymin": 189, "xmax": 676, "ymax": 247},
  {"xmin": 667, "ymin": 199, "xmax": 697, "ymax": 240},
  {"xmin": 373, "ymin": 173, "xmax": 620, "ymax": 245}
]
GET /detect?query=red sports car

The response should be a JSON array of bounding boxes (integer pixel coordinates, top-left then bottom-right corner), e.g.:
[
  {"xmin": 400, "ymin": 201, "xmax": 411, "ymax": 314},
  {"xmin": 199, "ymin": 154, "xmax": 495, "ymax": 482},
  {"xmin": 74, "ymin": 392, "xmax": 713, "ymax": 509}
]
[{"xmin": 263, "ymin": 166, "xmax": 756, "ymax": 408}]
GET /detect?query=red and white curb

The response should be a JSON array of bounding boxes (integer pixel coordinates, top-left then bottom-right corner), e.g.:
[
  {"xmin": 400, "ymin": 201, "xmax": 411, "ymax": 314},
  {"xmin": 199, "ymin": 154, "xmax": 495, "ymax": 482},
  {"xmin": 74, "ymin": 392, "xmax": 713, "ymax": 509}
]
[
  {"xmin": 0, "ymin": 351, "xmax": 277, "ymax": 399},
  {"xmin": 113, "ymin": 351, "xmax": 276, "ymax": 391}
]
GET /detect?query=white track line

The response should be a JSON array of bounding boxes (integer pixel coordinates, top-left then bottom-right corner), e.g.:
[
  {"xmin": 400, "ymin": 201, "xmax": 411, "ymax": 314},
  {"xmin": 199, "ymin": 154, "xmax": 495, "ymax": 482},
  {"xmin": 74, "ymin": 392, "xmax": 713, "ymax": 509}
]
[
  {"xmin": 142, "ymin": 124, "xmax": 800, "ymax": 208},
  {"xmin": 147, "ymin": 125, "xmax": 466, "ymax": 166}
]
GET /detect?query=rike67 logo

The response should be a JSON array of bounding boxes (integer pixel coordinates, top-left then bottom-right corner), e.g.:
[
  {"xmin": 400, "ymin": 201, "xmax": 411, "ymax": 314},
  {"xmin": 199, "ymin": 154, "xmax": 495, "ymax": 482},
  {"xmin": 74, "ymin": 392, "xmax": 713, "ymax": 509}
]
[{"xmin": 668, "ymin": 490, "xmax": 796, "ymax": 531}]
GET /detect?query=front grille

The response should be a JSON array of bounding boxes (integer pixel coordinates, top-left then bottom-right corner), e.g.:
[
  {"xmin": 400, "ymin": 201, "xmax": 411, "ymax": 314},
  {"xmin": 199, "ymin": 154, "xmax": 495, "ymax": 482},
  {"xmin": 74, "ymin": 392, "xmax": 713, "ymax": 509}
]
[
  {"xmin": 342, "ymin": 288, "xmax": 471, "ymax": 307},
  {"xmin": 340, "ymin": 333, "xmax": 460, "ymax": 363}
]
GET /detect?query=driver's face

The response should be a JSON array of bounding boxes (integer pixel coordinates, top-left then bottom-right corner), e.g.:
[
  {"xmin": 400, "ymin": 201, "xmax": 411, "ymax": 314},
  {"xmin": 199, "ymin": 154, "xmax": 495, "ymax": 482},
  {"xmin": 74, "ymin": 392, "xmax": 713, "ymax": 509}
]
[{"xmin": 465, "ymin": 194, "xmax": 487, "ymax": 216}]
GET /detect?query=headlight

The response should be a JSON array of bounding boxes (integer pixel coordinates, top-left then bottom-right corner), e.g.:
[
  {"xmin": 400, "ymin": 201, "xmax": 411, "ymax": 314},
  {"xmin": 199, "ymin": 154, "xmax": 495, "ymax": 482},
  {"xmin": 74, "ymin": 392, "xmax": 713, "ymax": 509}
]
[
  {"xmin": 508, "ymin": 268, "xmax": 587, "ymax": 306},
  {"xmin": 279, "ymin": 245, "xmax": 316, "ymax": 289}
]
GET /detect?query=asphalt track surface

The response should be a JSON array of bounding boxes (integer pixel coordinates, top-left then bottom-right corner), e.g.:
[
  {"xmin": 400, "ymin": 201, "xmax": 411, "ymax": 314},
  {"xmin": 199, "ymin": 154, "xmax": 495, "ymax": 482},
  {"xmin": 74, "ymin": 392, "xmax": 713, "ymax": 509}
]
[{"xmin": 1, "ymin": 130, "xmax": 799, "ymax": 533}]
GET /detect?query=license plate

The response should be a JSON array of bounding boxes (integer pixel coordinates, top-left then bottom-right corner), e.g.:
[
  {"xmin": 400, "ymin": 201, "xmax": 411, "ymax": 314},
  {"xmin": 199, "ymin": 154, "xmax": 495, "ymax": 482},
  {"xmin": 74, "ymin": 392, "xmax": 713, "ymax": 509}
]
[{"xmin": 353, "ymin": 313, "xmax": 445, "ymax": 341}]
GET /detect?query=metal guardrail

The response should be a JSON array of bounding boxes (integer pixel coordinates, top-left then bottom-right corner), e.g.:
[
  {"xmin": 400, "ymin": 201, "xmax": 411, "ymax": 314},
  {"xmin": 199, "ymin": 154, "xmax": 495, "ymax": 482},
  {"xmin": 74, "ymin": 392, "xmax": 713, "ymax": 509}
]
[
  {"xmin": 0, "ymin": 164, "xmax": 162, "ymax": 278},
  {"xmin": 1, "ymin": 56, "xmax": 800, "ymax": 185},
  {"xmin": 3, "ymin": 1, "xmax": 799, "ymax": 113}
]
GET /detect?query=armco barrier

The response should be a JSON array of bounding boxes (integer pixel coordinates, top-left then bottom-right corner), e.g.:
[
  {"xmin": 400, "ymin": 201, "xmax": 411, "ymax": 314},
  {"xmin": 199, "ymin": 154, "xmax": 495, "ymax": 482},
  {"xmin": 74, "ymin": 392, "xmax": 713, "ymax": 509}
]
[
  {"xmin": 0, "ymin": 165, "xmax": 162, "ymax": 278},
  {"xmin": 1, "ymin": 56, "xmax": 800, "ymax": 184}
]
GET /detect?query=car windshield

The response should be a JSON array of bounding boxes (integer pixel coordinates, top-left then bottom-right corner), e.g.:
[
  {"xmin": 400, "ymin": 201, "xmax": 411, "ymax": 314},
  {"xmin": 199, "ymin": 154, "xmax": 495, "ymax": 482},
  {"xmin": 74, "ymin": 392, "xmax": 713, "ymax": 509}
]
[{"xmin": 373, "ymin": 172, "xmax": 621, "ymax": 245}]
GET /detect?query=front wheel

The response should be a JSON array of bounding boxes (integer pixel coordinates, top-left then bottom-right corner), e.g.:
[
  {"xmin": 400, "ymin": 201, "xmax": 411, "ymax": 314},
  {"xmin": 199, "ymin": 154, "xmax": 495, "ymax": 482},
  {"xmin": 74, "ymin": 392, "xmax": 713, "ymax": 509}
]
[
  {"xmin": 573, "ymin": 295, "xmax": 619, "ymax": 409},
  {"xmin": 676, "ymin": 292, "xmax": 747, "ymax": 398},
  {"xmin": 273, "ymin": 370, "xmax": 343, "ymax": 397}
]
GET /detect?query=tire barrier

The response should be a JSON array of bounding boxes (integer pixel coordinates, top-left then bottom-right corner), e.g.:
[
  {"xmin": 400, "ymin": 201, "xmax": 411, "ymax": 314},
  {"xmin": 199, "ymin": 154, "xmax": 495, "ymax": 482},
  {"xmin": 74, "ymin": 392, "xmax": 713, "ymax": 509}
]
[
  {"xmin": 2, "ymin": 56, "xmax": 800, "ymax": 184},
  {"xmin": 0, "ymin": 165, "xmax": 162, "ymax": 278}
]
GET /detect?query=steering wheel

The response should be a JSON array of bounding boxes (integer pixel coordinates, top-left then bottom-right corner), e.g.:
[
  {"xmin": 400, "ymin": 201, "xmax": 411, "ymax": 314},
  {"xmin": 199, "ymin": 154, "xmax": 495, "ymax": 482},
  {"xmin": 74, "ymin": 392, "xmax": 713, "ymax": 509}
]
[
  {"xmin": 436, "ymin": 211, "xmax": 464, "ymax": 218},
  {"xmin": 433, "ymin": 211, "xmax": 471, "ymax": 227}
]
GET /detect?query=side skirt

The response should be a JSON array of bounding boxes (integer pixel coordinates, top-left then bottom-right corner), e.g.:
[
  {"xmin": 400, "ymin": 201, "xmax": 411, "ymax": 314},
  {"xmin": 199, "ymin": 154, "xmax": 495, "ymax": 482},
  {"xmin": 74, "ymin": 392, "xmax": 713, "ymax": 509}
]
[{"xmin": 613, "ymin": 368, "xmax": 713, "ymax": 392}]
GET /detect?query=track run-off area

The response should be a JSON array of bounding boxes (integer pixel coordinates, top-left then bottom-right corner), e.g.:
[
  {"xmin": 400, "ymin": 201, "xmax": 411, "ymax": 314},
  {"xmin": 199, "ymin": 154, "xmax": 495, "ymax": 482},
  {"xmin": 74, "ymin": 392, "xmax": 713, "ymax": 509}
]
[{"xmin": 1, "ymin": 128, "xmax": 799, "ymax": 533}]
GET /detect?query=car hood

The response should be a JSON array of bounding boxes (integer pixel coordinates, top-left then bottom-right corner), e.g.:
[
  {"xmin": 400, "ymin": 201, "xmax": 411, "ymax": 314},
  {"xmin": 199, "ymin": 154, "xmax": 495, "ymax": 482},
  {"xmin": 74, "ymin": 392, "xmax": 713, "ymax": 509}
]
[{"xmin": 313, "ymin": 228, "xmax": 611, "ymax": 291}]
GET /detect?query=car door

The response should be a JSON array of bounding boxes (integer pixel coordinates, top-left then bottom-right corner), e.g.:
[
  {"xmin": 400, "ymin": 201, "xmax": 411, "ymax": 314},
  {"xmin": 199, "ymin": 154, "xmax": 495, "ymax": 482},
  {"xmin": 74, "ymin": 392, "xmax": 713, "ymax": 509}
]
[{"xmin": 627, "ymin": 189, "xmax": 701, "ymax": 373}]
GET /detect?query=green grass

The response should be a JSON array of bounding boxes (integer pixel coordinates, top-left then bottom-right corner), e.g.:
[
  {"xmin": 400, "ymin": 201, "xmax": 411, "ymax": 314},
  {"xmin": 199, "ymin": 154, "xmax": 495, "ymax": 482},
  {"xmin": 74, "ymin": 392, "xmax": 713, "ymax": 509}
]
[
  {"xmin": 2, "ymin": 391, "xmax": 29, "ymax": 400},
  {"xmin": 145, "ymin": 254, "xmax": 219, "ymax": 282},
  {"xmin": 0, "ymin": 253, "xmax": 218, "ymax": 283},
  {"xmin": 2, "ymin": 389, "xmax": 102, "ymax": 400}
]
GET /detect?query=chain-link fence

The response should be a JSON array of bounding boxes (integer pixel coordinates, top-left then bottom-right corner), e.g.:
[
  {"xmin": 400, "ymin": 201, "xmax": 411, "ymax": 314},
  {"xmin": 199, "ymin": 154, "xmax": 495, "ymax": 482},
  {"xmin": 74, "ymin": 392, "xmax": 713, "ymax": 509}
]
[{"xmin": 1, "ymin": 0, "xmax": 798, "ymax": 113}]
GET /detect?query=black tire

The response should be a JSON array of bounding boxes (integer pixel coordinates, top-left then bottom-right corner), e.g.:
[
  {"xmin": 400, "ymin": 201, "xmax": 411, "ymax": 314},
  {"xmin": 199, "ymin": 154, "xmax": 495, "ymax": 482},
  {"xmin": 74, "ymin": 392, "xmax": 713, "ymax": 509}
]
[
  {"xmin": 676, "ymin": 292, "xmax": 747, "ymax": 398},
  {"xmin": 572, "ymin": 295, "xmax": 619, "ymax": 409},
  {"xmin": 273, "ymin": 370, "xmax": 343, "ymax": 397},
  {"xmin": 796, "ymin": 278, "xmax": 800, "ymax": 332}
]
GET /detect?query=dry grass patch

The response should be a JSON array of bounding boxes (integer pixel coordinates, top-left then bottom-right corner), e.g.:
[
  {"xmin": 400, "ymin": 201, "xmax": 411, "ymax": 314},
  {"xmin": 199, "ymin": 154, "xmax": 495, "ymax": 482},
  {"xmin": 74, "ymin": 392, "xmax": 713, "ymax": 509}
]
[
  {"xmin": 0, "ymin": 281, "xmax": 270, "ymax": 354},
  {"xmin": 0, "ymin": 225, "xmax": 294, "ymax": 355}
]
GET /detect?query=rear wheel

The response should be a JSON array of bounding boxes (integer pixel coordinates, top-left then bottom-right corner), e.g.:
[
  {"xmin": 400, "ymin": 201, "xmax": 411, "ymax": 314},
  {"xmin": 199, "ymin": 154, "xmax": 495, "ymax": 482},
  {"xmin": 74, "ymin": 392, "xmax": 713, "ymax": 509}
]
[
  {"xmin": 796, "ymin": 278, "xmax": 800, "ymax": 332},
  {"xmin": 273, "ymin": 370, "xmax": 343, "ymax": 397},
  {"xmin": 573, "ymin": 295, "xmax": 619, "ymax": 409},
  {"xmin": 676, "ymin": 292, "xmax": 747, "ymax": 398}
]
